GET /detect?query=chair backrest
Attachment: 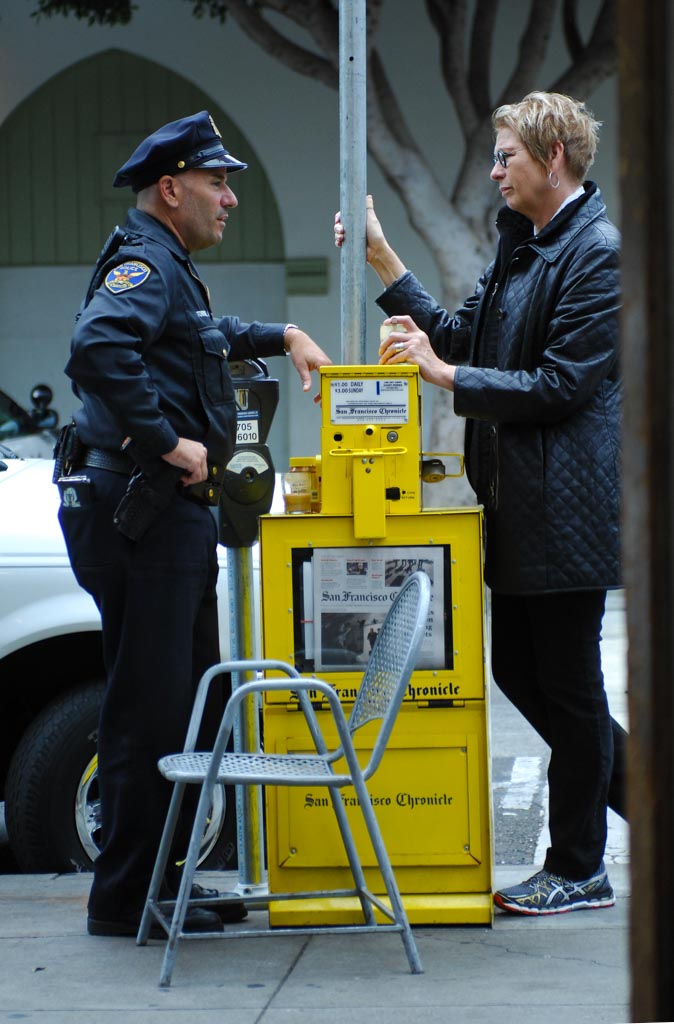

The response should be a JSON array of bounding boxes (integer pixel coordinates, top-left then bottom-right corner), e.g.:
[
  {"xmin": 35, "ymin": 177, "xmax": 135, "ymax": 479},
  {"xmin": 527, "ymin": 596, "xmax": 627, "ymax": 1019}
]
[{"xmin": 348, "ymin": 570, "xmax": 431, "ymax": 778}]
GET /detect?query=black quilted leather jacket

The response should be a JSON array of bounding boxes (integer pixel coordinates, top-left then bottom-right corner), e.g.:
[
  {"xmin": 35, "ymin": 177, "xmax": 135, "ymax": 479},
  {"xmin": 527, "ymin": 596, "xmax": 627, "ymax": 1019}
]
[{"xmin": 378, "ymin": 183, "xmax": 621, "ymax": 594}]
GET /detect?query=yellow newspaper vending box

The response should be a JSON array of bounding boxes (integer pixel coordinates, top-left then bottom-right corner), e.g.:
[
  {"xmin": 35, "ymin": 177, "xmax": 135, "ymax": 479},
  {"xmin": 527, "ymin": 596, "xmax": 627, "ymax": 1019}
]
[{"xmin": 259, "ymin": 366, "xmax": 492, "ymax": 925}]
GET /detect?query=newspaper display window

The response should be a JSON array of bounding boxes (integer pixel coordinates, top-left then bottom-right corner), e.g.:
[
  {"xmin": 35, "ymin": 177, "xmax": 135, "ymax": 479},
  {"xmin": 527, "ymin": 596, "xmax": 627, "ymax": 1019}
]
[{"xmin": 291, "ymin": 545, "xmax": 450, "ymax": 673}]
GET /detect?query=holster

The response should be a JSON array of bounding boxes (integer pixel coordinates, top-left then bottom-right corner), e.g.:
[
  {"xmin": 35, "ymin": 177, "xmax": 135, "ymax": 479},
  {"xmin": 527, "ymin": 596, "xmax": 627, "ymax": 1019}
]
[
  {"xmin": 113, "ymin": 465, "xmax": 183, "ymax": 542},
  {"xmin": 52, "ymin": 422, "xmax": 85, "ymax": 483}
]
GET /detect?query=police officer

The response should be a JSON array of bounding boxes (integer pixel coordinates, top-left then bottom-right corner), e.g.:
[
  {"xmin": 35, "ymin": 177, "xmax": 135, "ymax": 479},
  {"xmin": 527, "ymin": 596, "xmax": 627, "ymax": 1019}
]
[{"xmin": 57, "ymin": 111, "xmax": 331, "ymax": 937}]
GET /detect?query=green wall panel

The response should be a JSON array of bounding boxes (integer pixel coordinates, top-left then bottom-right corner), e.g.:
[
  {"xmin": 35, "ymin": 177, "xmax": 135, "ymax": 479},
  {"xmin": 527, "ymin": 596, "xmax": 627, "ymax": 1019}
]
[{"xmin": 0, "ymin": 49, "xmax": 283, "ymax": 267}]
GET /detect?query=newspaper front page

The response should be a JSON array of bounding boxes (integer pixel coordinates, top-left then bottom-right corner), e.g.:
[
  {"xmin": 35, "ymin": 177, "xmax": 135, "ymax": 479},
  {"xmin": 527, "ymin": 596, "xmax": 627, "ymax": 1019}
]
[{"xmin": 304, "ymin": 546, "xmax": 446, "ymax": 672}]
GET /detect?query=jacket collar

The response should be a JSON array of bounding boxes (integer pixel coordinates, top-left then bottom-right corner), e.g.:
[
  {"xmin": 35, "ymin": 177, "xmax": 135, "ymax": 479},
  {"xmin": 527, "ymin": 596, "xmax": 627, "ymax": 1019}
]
[
  {"xmin": 496, "ymin": 182, "xmax": 605, "ymax": 263},
  {"xmin": 125, "ymin": 207, "xmax": 190, "ymax": 261}
]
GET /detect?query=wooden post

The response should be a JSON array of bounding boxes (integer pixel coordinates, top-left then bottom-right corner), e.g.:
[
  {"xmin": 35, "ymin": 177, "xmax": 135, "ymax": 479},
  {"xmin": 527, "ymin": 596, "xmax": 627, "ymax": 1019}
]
[{"xmin": 619, "ymin": 1, "xmax": 674, "ymax": 1019}]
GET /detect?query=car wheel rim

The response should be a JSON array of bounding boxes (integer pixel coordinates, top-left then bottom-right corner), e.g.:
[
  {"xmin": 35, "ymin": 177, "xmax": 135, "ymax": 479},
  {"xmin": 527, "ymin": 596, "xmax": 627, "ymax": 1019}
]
[
  {"xmin": 75, "ymin": 754, "xmax": 102, "ymax": 862},
  {"xmin": 74, "ymin": 755, "xmax": 226, "ymax": 865}
]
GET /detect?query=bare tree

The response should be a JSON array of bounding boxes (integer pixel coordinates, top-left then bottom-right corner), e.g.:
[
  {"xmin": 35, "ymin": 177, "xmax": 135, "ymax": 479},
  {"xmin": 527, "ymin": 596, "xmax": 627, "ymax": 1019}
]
[{"xmin": 33, "ymin": 0, "xmax": 617, "ymax": 502}]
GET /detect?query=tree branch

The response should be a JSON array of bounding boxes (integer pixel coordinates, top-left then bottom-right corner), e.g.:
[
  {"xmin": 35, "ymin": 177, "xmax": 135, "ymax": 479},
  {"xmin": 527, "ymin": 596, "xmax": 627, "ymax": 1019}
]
[
  {"xmin": 562, "ymin": 0, "xmax": 583, "ymax": 60},
  {"xmin": 364, "ymin": 0, "xmax": 385, "ymax": 55},
  {"xmin": 552, "ymin": 0, "xmax": 617, "ymax": 98},
  {"xmin": 497, "ymin": 0, "xmax": 557, "ymax": 105},
  {"xmin": 221, "ymin": 0, "xmax": 338, "ymax": 89},
  {"xmin": 425, "ymin": 0, "xmax": 479, "ymax": 135},
  {"xmin": 262, "ymin": 0, "xmax": 340, "ymax": 67},
  {"xmin": 369, "ymin": 48, "xmax": 423, "ymax": 153},
  {"xmin": 468, "ymin": 0, "xmax": 499, "ymax": 117},
  {"xmin": 31, "ymin": 0, "xmax": 134, "ymax": 25}
]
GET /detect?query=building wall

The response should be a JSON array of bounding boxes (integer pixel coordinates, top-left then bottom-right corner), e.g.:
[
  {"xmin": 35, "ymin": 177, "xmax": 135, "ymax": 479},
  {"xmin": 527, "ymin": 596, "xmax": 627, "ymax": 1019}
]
[{"xmin": 0, "ymin": 0, "xmax": 617, "ymax": 464}]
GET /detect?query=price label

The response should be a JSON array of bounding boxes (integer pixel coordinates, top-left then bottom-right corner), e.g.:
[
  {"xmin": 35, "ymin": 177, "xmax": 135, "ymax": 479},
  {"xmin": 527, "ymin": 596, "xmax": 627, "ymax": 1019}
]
[
  {"xmin": 236, "ymin": 417, "xmax": 260, "ymax": 444},
  {"xmin": 330, "ymin": 378, "xmax": 409, "ymax": 423}
]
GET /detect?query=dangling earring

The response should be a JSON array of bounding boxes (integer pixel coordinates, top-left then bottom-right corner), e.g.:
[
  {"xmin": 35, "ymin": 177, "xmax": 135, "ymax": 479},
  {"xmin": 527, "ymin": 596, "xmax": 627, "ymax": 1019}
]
[{"xmin": 548, "ymin": 170, "xmax": 560, "ymax": 190}]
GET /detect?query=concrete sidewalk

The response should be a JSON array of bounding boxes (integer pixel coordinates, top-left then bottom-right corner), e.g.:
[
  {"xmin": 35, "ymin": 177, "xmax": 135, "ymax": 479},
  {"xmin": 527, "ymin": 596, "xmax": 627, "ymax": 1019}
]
[
  {"xmin": 0, "ymin": 590, "xmax": 631, "ymax": 1022},
  {"xmin": 0, "ymin": 862, "xmax": 630, "ymax": 1024}
]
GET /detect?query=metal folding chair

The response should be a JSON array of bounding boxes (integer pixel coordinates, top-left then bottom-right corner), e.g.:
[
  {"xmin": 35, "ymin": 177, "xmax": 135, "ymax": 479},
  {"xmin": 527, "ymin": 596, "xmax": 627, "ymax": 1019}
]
[{"xmin": 138, "ymin": 570, "xmax": 431, "ymax": 987}]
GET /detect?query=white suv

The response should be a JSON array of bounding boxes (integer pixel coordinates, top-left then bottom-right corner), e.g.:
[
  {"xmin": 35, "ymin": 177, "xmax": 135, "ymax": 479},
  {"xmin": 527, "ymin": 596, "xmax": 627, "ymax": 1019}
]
[{"xmin": 0, "ymin": 452, "xmax": 262, "ymax": 873}]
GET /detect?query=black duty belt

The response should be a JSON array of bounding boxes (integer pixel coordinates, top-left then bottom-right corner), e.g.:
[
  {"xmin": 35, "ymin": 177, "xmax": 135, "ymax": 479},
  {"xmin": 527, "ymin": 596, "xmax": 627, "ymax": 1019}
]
[
  {"xmin": 80, "ymin": 447, "xmax": 134, "ymax": 475},
  {"xmin": 79, "ymin": 447, "xmax": 224, "ymax": 505}
]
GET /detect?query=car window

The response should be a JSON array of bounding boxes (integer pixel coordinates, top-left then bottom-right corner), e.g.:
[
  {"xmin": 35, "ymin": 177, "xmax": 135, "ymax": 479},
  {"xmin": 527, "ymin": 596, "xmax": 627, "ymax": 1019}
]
[{"xmin": 0, "ymin": 391, "xmax": 32, "ymax": 439}]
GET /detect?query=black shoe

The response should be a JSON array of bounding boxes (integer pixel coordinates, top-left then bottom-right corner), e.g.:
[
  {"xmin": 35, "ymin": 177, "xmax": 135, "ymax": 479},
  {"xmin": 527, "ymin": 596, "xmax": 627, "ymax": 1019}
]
[
  {"xmin": 88, "ymin": 906, "xmax": 224, "ymax": 939},
  {"xmin": 190, "ymin": 882, "xmax": 248, "ymax": 923}
]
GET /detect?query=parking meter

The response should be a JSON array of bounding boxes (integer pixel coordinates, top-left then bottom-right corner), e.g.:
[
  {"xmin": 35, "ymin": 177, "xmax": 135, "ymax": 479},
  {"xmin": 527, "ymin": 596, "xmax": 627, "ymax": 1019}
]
[
  {"xmin": 219, "ymin": 358, "xmax": 279, "ymax": 548},
  {"xmin": 219, "ymin": 357, "xmax": 279, "ymax": 892}
]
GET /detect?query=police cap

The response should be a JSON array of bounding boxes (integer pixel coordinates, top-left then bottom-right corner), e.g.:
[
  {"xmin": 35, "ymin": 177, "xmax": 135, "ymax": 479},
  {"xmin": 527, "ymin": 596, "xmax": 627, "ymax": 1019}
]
[{"xmin": 113, "ymin": 110, "xmax": 248, "ymax": 193}]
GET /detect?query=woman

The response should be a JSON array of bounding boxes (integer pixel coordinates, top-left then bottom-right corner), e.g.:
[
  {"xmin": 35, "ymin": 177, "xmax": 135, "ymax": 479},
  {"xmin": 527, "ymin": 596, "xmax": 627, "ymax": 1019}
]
[{"xmin": 335, "ymin": 91, "xmax": 625, "ymax": 915}]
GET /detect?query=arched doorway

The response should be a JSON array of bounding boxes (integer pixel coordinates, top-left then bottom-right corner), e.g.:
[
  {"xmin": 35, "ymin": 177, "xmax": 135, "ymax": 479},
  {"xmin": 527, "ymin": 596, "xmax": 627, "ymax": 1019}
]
[{"xmin": 0, "ymin": 49, "xmax": 292, "ymax": 465}]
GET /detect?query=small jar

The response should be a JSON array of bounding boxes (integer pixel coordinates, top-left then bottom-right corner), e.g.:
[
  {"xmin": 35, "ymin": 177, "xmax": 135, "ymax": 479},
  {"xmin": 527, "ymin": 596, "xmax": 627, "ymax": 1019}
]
[{"xmin": 283, "ymin": 465, "xmax": 313, "ymax": 514}]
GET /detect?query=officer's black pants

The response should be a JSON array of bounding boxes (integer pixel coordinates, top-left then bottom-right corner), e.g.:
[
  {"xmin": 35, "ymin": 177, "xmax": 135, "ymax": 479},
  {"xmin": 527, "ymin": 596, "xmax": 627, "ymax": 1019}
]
[
  {"xmin": 490, "ymin": 589, "xmax": 626, "ymax": 881},
  {"xmin": 58, "ymin": 467, "xmax": 221, "ymax": 917}
]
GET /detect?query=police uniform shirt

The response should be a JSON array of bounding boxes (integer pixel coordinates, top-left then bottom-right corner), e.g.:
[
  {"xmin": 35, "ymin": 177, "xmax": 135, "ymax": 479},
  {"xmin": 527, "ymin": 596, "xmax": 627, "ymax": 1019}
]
[{"xmin": 66, "ymin": 208, "xmax": 286, "ymax": 466}]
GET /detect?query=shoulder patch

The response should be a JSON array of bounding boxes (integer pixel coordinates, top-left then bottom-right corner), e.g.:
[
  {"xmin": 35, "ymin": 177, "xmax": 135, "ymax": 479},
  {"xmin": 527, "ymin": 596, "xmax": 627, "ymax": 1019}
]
[{"xmin": 104, "ymin": 261, "xmax": 151, "ymax": 294}]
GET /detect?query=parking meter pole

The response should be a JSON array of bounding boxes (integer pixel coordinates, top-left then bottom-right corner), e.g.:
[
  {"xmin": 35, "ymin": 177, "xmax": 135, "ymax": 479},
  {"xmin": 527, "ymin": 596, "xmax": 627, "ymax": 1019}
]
[
  {"xmin": 339, "ymin": 0, "xmax": 368, "ymax": 364},
  {"xmin": 227, "ymin": 546, "xmax": 266, "ymax": 893},
  {"xmin": 220, "ymin": 359, "xmax": 278, "ymax": 896}
]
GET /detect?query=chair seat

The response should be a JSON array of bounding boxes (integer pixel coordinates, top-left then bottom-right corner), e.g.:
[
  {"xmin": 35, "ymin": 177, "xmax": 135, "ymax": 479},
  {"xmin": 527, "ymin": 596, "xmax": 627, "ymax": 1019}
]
[
  {"xmin": 158, "ymin": 750, "xmax": 349, "ymax": 787},
  {"xmin": 141, "ymin": 573, "xmax": 431, "ymax": 985}
]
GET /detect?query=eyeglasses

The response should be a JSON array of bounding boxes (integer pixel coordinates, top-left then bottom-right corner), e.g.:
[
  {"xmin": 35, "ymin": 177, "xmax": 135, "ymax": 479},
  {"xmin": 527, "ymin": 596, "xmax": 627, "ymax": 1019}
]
[{"xmin": 493, "ymin": 149, "xmax": 519, "ymax": 168}]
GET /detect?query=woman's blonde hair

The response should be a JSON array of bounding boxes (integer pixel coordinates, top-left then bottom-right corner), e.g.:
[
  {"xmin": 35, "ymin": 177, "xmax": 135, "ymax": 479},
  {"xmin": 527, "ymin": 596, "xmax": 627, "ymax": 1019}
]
[{"xmin": 492, "ymin": 91, "xmax": 601, "ymax": 182}]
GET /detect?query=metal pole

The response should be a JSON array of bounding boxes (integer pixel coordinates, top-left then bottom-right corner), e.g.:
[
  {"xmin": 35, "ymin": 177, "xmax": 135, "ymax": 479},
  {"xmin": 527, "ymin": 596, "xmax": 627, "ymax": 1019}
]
[
  {"xmin": 339, "ymin": 0, "xmax": 368, "ymax": 365},
  {"xmin": 227, "ymin": 0, "xmax": 368, "ymax": 897},
  {"xmin": 227, "ymin": 548, "xmax": 266, "ymax": 894}
]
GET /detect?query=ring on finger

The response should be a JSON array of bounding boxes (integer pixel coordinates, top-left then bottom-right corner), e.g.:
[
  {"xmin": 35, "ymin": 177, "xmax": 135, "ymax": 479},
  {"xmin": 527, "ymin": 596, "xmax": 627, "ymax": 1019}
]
[{"xmin": 393, "ymin": 341, "xmax": 406, "ymax": 352}]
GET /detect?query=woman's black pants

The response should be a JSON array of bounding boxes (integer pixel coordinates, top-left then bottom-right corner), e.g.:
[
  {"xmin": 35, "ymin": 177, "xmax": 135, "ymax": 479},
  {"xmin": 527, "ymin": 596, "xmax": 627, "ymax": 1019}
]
[{"xmin": 490, "ymin": 589, "xmax": 627, "ymax": 881}]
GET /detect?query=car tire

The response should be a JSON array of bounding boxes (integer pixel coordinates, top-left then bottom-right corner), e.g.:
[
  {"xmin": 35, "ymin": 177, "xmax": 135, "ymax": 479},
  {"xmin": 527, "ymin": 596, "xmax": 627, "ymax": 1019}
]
[{"xmin": 5, "ymin": 682, "xmax": 235, "ymax": 873}]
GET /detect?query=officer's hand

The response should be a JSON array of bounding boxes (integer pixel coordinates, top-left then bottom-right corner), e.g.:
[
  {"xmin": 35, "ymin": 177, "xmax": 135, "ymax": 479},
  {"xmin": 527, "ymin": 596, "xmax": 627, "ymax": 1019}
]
[
  {"xmin": 284, "ymin": 327, "xmax": 333, "ymax": 404},
  {"xmin": 162, "ymin": 437, "xmax": 209, "ymax": 484}
]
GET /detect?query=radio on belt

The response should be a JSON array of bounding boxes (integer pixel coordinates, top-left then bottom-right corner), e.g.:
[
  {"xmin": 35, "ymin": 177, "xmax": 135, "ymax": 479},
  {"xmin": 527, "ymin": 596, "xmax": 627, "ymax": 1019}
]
[{"xmin": 218, "ymin": 358, "xmax": 279, "ymax": 548}]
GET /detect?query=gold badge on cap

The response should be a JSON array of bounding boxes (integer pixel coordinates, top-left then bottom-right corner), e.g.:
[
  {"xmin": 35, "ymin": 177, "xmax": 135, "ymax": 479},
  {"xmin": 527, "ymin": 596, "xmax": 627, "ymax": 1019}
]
[{"xmin": 209, "ymin": 115, "xmax": 222, "ymax": 138}]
